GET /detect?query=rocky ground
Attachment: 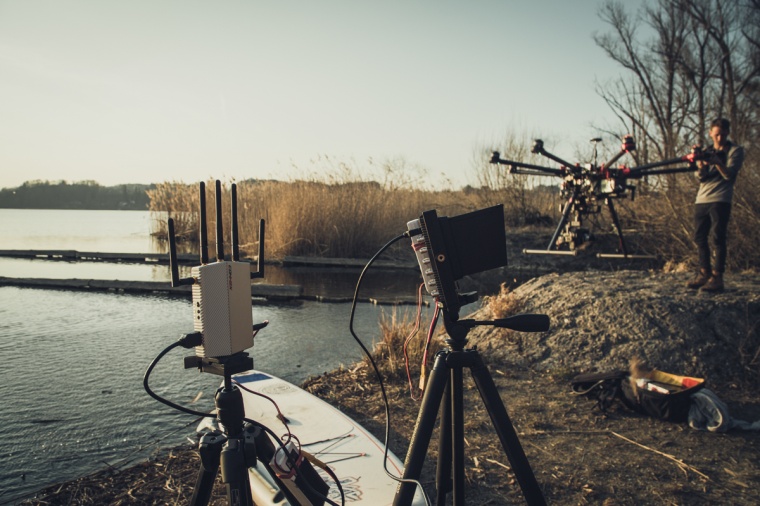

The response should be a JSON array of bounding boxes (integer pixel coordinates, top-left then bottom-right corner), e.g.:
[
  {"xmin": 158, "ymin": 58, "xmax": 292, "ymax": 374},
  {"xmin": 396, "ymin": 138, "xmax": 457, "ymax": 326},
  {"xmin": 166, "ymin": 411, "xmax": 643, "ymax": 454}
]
[{"xmin": 18, "ymin": 267, "xmax": 760, "ymax": 505}]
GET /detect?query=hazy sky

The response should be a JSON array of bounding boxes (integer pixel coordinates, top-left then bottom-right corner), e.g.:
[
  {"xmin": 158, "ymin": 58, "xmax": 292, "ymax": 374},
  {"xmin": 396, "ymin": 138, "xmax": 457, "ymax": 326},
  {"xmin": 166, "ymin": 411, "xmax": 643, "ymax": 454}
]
[{"xmin": 0, "ymin": 0, "xmax": 626, "ymax": 190}]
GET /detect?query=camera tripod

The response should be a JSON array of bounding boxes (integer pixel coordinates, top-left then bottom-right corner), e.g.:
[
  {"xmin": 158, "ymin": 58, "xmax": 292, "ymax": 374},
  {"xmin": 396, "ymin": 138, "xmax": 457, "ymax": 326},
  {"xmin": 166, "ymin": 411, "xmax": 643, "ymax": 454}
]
[
  {"xmin": 187, "ymin": 353, "xmax": 328, "ymax": 506},
  {"xmin": 392, "ymin": 309, "xmax": 548, "ymax": 506}
]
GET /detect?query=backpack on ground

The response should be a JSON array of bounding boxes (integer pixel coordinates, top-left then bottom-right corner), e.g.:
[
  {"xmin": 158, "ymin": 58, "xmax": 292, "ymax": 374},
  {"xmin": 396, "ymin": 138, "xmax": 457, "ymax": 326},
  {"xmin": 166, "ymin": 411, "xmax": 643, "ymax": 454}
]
[{"xmin": 571, "ymin": 368, "xmax": 705, "ymax": 423}]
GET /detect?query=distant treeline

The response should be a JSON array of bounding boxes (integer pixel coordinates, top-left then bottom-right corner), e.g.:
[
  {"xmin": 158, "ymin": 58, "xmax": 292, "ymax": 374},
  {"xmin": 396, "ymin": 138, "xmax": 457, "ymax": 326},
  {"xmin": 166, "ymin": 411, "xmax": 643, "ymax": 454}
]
[{"xmin": 0, "ymin": 180, "xmax": 154, "ymax": 210}]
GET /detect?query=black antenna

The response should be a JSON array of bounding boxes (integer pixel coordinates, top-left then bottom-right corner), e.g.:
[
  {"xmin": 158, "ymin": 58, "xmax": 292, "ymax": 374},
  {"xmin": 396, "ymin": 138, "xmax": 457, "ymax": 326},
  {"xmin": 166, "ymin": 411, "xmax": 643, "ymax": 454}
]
[
  {"xmin": 199, "ymin": 182, "xmax": 209, "ymax": 264},
  {"xmin": 167, "ymin": 217, "xmax": 193, "ymax": 286},
  {"xmin": 215, "ymin": 180, "xmax": 225, "ymax": 261},
  {"xmin": 252, "ymin": 218, "xmax": 265, "ymax": 279},
  {"xmin": 231, "ymin": 183, "xmax": 240, "ymax": 262}
]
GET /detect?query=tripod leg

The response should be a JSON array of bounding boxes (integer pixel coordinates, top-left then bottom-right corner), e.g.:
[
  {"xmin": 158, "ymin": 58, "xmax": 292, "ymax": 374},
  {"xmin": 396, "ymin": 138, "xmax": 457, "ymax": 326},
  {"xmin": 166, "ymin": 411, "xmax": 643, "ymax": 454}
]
[
  {"xmin": 435, "ymin": 381, "xmax": 451, "ymax": 506},
  {"xmin": 606, "ymin": 198, "xmax": 628, "ymax": 255},
  {"xmin": 451, "ymin": 366, "xmax": 466, "ymax": 506},
  {"xmin": 393, "ymin": 351, "xmax": 450, "ymax": 506},
  {"xmin": 190, "ymin": 430, "xmax": 224, "ymax": 506},
  {"xmin": 469, "ymin": 354, "xmax": 546, "ymax": 506},
  {"xmin": 220, "ymin": 438, "xmax": 254, "ymax": 506}
]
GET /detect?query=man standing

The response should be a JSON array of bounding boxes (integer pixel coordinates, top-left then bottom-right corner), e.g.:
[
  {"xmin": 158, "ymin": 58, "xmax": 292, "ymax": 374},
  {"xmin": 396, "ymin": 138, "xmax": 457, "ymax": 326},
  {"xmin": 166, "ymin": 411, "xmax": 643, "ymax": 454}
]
[{"xmin": 687, "ymin": 118, "xmax": 745, "ymax": 292}]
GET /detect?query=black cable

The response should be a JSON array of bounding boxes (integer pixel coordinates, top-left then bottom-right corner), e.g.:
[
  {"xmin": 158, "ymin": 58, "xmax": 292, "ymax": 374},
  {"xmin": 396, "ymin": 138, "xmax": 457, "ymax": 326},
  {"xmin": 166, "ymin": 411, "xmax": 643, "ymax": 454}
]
[
  {"xmin": 143, "ymin": 335, "xmax": 216, "ymax": 419},
  {"xmin": 348, "ymin": 232, "xmax": 431, "ymax": 506}
]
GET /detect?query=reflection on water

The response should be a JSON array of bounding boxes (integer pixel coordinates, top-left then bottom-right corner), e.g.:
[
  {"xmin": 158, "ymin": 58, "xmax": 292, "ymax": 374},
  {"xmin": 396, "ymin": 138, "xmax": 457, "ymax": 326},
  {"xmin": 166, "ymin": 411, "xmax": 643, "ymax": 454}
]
[
  {"xmin": 0, "ymin": 257, "xmax": 174, "ymax": 281},
  {"xmin": 0, "ymin": 209, "xmax": 164, "ymax": 253}
]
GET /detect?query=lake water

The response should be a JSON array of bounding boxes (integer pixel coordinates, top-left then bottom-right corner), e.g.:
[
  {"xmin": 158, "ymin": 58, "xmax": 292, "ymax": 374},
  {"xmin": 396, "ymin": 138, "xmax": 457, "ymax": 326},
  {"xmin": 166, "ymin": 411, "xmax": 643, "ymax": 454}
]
[{"xmin": 0, "ymin": 209, "xmax": 447, "ymax": 504}]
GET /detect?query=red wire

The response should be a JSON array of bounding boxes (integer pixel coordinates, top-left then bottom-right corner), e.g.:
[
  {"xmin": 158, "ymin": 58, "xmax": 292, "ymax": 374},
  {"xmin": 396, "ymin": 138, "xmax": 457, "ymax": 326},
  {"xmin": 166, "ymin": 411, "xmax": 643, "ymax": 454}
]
[
  {"xmin": 403, "ymin": 283, "xmax": 424, "ymax": 400},
  {"xmin": 233, "ymin": 379, "xmax": 295, "ymax": 447},
  {"xmin": 422, "ymin": 302, "xmax": 440, "ymax": 372}
]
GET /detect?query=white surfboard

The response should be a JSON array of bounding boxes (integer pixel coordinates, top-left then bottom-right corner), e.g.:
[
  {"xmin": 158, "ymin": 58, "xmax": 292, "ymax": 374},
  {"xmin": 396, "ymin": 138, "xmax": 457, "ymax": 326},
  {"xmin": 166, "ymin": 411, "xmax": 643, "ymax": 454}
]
[{"xmin": 202, "ymin": 370, "xmax": 426, "ymax": 505}]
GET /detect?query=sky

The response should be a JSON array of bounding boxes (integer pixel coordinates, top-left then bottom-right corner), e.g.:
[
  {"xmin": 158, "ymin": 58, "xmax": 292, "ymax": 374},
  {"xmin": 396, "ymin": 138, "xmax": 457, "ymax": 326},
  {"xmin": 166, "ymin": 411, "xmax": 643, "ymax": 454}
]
[{"xmin": 0, "ymin": 0, "xmax": 628, "ymax": 190}]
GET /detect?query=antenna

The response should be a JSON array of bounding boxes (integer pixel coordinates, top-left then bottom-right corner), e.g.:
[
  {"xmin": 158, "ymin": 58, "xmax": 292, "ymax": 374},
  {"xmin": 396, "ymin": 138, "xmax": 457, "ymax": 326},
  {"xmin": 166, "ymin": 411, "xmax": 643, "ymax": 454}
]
[
  {"xmin": 231, "ymin": 183, "xmax": 240, "ymax": 262},
  {"xmin": 252, "ymin": 218, "xmax": 265, "ymax": 279},
  {"xmin": 199, "ymin": 182, "xmax": 209, "ymax": 264},
  {"xmin": 215, "ymin": 180, "xmax": 225, "ymax": 261}
]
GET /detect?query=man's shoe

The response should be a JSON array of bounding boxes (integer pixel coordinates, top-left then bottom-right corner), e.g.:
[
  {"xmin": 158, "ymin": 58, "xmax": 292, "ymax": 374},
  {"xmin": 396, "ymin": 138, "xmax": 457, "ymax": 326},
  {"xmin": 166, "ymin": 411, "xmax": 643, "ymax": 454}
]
[
  {"xmin": 700, "ymin": 272, "xmax": 724, "ymax": 292},
  {"xmin": 686, "ymin": 269, "xmax": 710, "ymax": 289}
]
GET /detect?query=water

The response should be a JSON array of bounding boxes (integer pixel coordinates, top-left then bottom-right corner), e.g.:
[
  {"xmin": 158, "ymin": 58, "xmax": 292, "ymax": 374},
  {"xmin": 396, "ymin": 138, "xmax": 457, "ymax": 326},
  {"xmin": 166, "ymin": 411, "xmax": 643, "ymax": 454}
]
[
  {"xmin": 0, "ymin": 209, "xmax": 422, "ymax": 299},
  {"xmin": 0, "ymin": 209, "xmax": 159, "ymax": 253},
  {"xmin": 0, "ymin": 209, "xmax": 437, "ymax": 503}
]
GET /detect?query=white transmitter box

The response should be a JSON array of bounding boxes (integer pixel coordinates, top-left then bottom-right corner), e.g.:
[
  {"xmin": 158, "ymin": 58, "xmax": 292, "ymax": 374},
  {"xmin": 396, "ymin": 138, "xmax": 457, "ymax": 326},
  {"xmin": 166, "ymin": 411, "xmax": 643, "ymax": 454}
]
[{"xmin": 191, "ymin": 261, "xmax": 253, "ymax": 358}]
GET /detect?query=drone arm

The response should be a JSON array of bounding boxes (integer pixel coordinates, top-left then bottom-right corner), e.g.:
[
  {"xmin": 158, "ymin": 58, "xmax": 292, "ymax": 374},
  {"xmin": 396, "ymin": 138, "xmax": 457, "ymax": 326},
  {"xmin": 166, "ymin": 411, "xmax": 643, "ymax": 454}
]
[
  {"xmin": 628, "ymin": 156, "xmax": 692, "ymax": 173},
  {"xmin": 626, "ymin": 164, "xmax": 696, "ymax": 179},
  {"xmin": 604, "ymin": 150, "xmax": 627, "ymax": 169},
  {"xmin": 508, "ymin": 166, "xmax": 564, "ymax": 177},
  {"xmin": 490, "ymin": 152, "xmax": 563, "ymax": 176},
  {"xmin": 531, "ymin": 145, "xmax": 577, "ymax": 169},
  {"xmin": 603, "ymin": 135, "xmax": 636, "ymax": 168}
]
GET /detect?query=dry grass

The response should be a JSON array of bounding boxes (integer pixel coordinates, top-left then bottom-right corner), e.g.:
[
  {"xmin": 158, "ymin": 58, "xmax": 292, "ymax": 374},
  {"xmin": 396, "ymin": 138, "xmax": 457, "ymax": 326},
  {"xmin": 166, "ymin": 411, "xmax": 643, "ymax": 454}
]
[
  {"xmin": 148, "ymin": 179, "xmax": 482, "ymax": 260},
  {"xmin": 364, "ymin": 302, "xmax": 444, "ymax": 397},
  {"xmin": 482, "ymin": 282, "xmax": 523, "ymax": 319},
  {"xmin": 19, "ymin": 445, "xmax": 229, "ymax": 506}
]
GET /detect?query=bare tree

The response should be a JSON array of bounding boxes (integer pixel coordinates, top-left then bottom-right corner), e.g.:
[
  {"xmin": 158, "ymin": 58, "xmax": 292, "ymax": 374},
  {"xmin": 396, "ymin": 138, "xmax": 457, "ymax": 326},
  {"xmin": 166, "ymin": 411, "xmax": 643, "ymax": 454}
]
[
  {"xmin": 594, "ymin": 0, "xmax": 760, "ymax": 268},
  {"xmin": 594, "ymin": 0, "xmax": 694, "ymax": 161},
  {"xmin": 595, "ymin": 0, "xmax": 760, "ymax": 152},
  {"xmin": 472, "ymin": 130, "xmax": 557, "ymax": 226},
  {"xmin": 680, "ymin": 0, "xmax": 760, "ymax": 144}
]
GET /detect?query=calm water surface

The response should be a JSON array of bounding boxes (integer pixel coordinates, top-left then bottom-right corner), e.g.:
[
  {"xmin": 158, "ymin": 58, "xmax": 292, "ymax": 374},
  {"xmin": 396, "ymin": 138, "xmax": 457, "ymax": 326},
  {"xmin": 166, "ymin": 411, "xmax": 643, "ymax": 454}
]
[
  {"xmin": 0, "ymin": 209, "xmax": 439, "ymax": 503},
  {"xmin": 0, "ymin": 209, "xmax": 160, "ymax": 253}
]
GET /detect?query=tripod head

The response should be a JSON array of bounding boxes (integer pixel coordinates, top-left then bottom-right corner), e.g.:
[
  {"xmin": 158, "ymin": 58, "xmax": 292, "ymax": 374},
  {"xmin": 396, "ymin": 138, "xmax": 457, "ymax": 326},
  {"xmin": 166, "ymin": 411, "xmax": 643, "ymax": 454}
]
[{"xmin": 441, "ymin": 310, "xmax": 550, "ymax": 351}]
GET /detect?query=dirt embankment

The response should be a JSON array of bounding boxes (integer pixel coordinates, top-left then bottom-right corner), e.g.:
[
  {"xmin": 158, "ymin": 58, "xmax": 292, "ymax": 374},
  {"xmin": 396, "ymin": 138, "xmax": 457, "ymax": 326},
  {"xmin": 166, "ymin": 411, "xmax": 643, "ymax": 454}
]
[
  {"xmin": 20, "ymin": 269, "xmax": 760, "ymax": 505},
  {"xmin": 469, "ymin": 269, "xmax": 760, "ymax": 387}
]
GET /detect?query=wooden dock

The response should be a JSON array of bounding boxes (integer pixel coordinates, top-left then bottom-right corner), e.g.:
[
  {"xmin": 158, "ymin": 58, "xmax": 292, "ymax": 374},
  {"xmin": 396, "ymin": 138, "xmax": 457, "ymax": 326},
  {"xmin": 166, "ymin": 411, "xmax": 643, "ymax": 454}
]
[
  {"xmin": 0, "ymin": 249, "xmax": 198, "ymax": 264},
  {"xmin": 282, "ymin": 255, "xmax": 416, "ymax": 270},
  {"xmin": 0, "ymin": 276, "xmax": 302, "ymax": 298},
  {"xmin": 0, "ymin": 250, "xmax": 422, "ymax": 303},
  {"xmin": 0, "ymin": 276, "xmax": 422, "ymax": 305},
  {"xmin": 0, "ymin": 250, "xmax": 416, "ymax": 269}
]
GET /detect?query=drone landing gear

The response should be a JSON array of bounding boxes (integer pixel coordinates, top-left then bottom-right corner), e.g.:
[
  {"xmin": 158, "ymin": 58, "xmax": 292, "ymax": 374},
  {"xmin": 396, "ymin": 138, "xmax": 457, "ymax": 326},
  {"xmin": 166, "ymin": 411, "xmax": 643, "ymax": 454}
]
[
  {"xmin": 523, "ymin": 190, "xmax": 656, "ymax": 260},
  {"xmin": 596, "ymin": 198, "xmax": 656, "ymax": 260}
]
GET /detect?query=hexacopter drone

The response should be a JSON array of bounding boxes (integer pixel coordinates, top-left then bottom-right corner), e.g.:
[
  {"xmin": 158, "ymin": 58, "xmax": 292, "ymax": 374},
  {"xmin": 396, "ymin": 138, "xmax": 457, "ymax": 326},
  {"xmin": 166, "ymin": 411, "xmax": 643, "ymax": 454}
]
[{"xmin": 490, "ymin": 136, "xmax": 708, "ymax": 258}]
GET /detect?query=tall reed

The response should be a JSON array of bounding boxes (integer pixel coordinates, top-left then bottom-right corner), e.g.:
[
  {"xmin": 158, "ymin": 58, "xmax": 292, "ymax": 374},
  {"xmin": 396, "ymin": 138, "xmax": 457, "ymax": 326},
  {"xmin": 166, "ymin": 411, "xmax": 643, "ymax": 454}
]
[{"xmin": 149, "ymin": 178, "xmax": 484, "ymax": 260}]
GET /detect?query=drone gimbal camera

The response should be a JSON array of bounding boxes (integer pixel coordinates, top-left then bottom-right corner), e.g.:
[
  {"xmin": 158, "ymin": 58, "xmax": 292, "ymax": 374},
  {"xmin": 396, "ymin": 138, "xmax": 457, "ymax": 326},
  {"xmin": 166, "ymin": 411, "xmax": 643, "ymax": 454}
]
[{"xmin": 490, "ymin": 135, "xmax": 703, "ymax": 258}]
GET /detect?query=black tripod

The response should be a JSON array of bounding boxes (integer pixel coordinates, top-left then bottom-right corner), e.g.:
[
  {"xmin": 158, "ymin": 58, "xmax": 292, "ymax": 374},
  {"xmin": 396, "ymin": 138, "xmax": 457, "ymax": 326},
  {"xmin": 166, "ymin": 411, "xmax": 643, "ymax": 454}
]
[
  {"xmin": 393, "ymin": 310, "xmax": 548, "ymax": 506},
  {"xmin": 189, "ymin": 353, "xmax": 260, "ymax": 506},
  {"xmin": 187, "ymin": 353, "xmax": 328, "ymax": 506}
]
